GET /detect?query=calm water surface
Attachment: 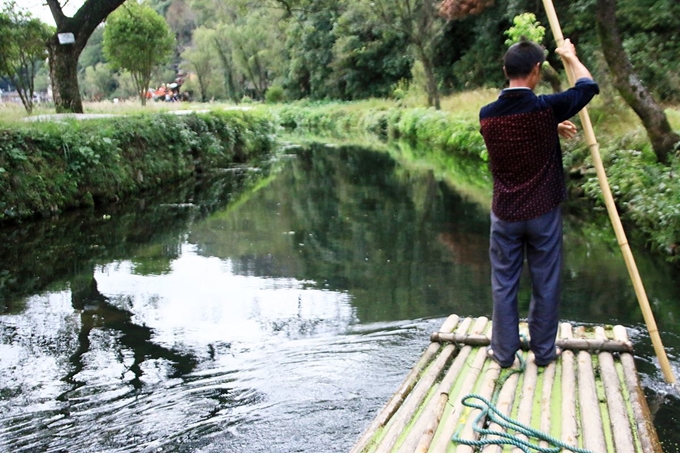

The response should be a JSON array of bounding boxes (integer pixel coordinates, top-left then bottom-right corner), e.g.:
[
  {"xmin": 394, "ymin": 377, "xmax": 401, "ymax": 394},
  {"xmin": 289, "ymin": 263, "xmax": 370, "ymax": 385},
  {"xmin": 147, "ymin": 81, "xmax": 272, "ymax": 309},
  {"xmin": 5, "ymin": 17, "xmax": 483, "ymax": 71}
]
[{"xmin": 1, "ymin": 143, "xmax": 680, "ymax": 452}]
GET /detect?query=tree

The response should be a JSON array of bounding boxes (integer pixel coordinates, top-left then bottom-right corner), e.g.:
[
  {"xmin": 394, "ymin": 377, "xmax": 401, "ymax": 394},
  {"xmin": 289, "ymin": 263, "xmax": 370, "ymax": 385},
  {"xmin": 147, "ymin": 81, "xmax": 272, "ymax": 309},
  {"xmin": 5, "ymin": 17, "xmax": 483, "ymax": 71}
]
[
  {"xmin": 283, "ymin": 2, "xmax": 339, "ymax": 100},
  {"xmin": 365, "ymin": 0, "xmax": 446, "ymax": 109},
  {"xmin": 331, "ymin": 5, "xmax": 412, "ymax": 100},
  {"xmin": 595, "ymin": 0, "xmax": 680, "ymax": 164},
  {"xmin": 81, "ymin": 62, "xmax": 115, "ymax": 101},
  {"xmin": 180, "ymin": 27, "xmax": 219, "ymax": 102},
  {"xmin": 224, "ymin": 9, "xmax": 284, "ymax": 101},
  {"xmin": 211, "ymin": 24, "xmax": 242, "ymax": 104},
  {"xmin": 103, "ymin": 2, "xmax": 175, "ymax": 106},
  {"xmin": 0, "ymin": 2, "xmax": 53, "ymax": 114},
  {"xmin": 46, "ymin": 0, "xmax": 127, "ymax": 113}
]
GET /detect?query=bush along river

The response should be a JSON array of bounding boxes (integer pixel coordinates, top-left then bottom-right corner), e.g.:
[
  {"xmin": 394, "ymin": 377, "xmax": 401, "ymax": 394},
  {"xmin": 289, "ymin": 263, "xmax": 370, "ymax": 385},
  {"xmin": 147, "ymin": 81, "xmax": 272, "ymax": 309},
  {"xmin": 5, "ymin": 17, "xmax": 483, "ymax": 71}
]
[{"xmin": 1, "ymin": 142, "xmax": 680, "ymax": 452}]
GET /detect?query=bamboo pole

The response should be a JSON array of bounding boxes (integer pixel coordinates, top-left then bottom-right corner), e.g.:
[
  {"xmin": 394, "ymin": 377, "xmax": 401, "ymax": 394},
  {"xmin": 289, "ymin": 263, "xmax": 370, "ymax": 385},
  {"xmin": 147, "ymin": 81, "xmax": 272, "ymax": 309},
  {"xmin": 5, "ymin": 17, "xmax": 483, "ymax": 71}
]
[
  {"xmin": 538, "ymin": 355, "xmax": 557, "ymax": 450},
  {"xmin": 480, "ymin": 364, "xmax": 520, "ymax": 453},
  {"xmin": 595, "ymin": 327, "xmax": 636, "ymax": 453},
  {"xmin": 430, "ymin": 331, "xmax": 490, "ymax": 451},
  {"xmin": 613, "ymin": 325, "xmax": 664, "ymax": 453},
  {"xmin": 512, "ymin": 352, "xmax": 537, "ymax": 453},
  {"xmin": 431, "ymin": 332, "xmax": 633, "ymax": 353},
  {"xmin": 540, "ymin": 0, "xmax": 676, "ymax": 385},
  {"xmin": 560, "ymin": 323, "xmax": 579, "ymax": 448},
  {"xmin": 410, "ymin": 345, "xmax": 473, "ymax": 453},
  {"xmin": 577, "ymin": 350, "xmax": 607, "ymax": 452},
  {"xmin": 375, "ymin": 342, "xmax": 458, "ymax": 453}
]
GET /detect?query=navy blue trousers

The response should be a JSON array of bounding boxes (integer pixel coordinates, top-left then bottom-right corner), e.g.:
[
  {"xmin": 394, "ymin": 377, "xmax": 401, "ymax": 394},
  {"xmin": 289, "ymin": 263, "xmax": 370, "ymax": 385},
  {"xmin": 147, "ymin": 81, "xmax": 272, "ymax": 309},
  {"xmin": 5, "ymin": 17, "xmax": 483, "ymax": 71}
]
[{"xmin": 489, "ymin": 206, "xmax": 562, "ymax": 366}]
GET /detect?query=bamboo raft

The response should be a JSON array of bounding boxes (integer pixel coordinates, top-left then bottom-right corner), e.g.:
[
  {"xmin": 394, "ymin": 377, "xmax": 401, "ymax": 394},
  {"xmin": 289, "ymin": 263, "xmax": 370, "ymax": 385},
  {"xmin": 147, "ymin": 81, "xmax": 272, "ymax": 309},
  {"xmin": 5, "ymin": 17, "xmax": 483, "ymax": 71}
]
[{"xmin": 352, "ymin": 315, "xmax": 662, "ymax": 453}]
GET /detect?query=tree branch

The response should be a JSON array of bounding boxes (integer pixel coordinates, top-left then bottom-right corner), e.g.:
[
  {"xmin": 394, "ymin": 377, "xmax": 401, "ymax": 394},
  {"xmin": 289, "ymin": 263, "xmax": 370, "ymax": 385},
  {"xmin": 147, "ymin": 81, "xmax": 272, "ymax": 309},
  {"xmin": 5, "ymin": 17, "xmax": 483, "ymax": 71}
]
[{"xmin": 45, "ymin": 0, "xmax": 66, "ymax": 28}]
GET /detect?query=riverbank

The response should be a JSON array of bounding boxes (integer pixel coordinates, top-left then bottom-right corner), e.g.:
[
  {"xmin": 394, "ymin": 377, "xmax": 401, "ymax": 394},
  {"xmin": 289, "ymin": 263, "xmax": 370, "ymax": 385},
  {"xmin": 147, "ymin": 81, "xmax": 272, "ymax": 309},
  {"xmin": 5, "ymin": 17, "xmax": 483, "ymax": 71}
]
[
  {"xmin": 267, "ymin": 98, "xmax": 680, "ymax": 264},
  {"xmin": 0, "ymin": 108, "xmax": 275, "ymax": 222},
  {"xmin": 1, "ymin": 95, "xmax": 678, "ymax": 263}
]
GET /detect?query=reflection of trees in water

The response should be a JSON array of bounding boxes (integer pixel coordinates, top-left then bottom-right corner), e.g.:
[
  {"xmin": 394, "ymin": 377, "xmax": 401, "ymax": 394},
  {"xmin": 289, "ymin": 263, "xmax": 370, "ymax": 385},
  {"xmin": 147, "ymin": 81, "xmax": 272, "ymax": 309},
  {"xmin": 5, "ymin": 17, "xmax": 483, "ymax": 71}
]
[
  {"xmin": 0, "ymin": 167, "xmax": 265, "ymax": 313},
  {"xmin": 437, "ymin": 230, "xmax": 489, "ymax": 280},
  {"xmin": 60, "ymin": 274, "xmax": 197, "ymax": 398}
]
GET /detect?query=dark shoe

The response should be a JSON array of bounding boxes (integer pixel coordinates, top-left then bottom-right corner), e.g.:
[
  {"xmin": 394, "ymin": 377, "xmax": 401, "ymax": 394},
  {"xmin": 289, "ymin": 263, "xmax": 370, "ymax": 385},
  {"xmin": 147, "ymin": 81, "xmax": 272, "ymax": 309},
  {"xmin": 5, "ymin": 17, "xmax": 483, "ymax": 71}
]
[
  {"xmin": 535, "ymin": 346, "xmax": 562, "ymax": 367},
  {"xmin": 486, "ymin": 347, "xmax": 514, "ymax": 368}
]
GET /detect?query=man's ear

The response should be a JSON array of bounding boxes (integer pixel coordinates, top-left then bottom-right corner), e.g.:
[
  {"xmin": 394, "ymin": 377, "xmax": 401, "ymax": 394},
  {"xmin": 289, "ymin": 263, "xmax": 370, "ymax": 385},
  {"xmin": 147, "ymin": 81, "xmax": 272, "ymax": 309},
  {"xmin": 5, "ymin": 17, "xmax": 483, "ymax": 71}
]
[{"xmin": 502, "ymin": 66, "xmax": 508, "ymax": 78}]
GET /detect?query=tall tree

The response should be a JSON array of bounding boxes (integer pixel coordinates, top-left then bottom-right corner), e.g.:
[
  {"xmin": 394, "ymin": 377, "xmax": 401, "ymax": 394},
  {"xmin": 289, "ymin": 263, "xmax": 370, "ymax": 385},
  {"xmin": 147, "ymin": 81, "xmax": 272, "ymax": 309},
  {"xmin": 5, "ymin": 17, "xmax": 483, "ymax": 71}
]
[
  {"xmin": 283, "ymin": 2, "xmax": 339, "ymax": 100},
  {"xmin": 595, "ymin": 0, "xmax": 680, "ymax": 164},
  {"xmin": 103, "ymin": 2, "xmax": 175, "ymax": 106},
  {"xmin": 0, "ymin": 2, "xmax": 53, "ymax": 114},
  {"xmin": 46, "ymin": 0, "xmax": 126, "ymax": 113},
  {"xmin": 366, "ymin": 0, "xmax": 446, "ymax": 109},
  {"xmin": 331, "ymin": 4, "xmax": 412, "ymax": 100},
  {"xmin": 180, "ymin": 27, "xmax": 219, "ymax": 102}
]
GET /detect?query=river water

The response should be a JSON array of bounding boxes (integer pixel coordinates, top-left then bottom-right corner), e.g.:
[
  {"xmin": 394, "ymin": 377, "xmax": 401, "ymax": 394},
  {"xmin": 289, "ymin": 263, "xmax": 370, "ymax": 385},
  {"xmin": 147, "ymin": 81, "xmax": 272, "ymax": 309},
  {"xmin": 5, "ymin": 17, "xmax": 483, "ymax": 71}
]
[{"xmin": 1, "ymin": 142, "xmax": 679, "ymax": 452}]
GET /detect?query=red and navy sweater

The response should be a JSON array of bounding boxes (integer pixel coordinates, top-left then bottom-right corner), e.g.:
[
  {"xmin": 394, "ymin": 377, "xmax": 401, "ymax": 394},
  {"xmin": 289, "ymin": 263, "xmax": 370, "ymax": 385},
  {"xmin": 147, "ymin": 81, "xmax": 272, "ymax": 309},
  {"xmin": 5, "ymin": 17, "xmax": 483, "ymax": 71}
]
[{"xmin": 480, "ymin": 78, "xmax": 599, "ymax": 222}]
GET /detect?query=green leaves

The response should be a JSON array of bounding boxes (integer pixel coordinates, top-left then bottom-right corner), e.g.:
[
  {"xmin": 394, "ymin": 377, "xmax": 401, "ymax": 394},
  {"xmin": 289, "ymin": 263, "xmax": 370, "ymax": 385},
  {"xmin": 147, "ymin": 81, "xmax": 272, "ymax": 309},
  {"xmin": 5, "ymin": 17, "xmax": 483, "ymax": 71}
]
[
  {"xmin": 0, "ymin": 1, "xmax": 53, "ymax": 114},
  {"xmin": 504, "ymin": 13, "xmax": 546, "ymax": 47},
  {"xmin": 103, "ymin": 2, "xmax": 175, "ymax": 105}
]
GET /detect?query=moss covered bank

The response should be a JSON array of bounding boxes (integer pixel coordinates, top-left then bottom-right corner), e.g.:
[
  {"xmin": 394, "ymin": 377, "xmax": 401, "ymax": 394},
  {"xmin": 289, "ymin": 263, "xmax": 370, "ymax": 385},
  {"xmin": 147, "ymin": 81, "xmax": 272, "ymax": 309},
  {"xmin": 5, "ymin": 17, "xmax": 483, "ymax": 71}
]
[{"xmin": 0, "ymin": 109, "xmax": 275, "ymax": 222}]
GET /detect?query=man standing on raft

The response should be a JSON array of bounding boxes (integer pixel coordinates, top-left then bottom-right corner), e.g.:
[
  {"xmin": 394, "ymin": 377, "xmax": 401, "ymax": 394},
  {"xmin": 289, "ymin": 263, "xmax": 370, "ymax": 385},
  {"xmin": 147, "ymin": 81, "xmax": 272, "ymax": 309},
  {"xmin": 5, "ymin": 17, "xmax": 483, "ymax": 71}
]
[{"xmin": 480, "ymin": 38, "xmax": 599, "ymax": 367}]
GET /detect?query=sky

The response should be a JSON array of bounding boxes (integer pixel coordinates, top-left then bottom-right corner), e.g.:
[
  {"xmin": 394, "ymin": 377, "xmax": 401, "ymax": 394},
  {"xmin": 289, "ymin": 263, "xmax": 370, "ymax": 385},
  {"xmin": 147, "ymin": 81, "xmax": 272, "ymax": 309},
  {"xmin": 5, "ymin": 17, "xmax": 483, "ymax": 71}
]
[{"xmin": 0, "ymin": 0, "xmax": 83, "ymax": 26}]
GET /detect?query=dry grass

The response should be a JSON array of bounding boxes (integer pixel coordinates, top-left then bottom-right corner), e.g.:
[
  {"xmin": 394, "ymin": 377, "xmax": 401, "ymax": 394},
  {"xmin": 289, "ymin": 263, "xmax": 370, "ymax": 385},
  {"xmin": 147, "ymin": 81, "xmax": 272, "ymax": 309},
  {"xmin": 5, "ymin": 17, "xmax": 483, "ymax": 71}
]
[
  {"xmin": 0, "ymin": 98, "xmax": 232, "ymax": 125},
  {"xmin": 440, "ymin": 88, "xmax": 497, "ymax": 115}
]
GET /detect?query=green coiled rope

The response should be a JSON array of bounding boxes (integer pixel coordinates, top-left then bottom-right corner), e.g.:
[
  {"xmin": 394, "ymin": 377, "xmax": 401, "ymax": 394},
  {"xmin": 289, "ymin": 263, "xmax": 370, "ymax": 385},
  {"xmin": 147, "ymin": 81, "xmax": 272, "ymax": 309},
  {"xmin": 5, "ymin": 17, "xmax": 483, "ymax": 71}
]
[{"xmin": 451, "ymin": 352, "xmax": 596, "ymax": 453}]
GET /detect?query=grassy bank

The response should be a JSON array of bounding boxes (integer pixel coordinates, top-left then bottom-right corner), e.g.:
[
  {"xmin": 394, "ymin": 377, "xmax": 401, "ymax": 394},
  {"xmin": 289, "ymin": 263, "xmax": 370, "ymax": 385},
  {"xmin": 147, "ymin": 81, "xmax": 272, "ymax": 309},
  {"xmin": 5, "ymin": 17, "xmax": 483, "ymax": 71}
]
[
  {"xmin": 2, "ymin": 94, "xmax": 679, "ymax": 263},
  {"xmin": 0, "ymin": 108, "xmax": 275, "ymax": 222},
  {"xmin": 266, "ymin": 94, "xmax": 680, "ymax": 264}
]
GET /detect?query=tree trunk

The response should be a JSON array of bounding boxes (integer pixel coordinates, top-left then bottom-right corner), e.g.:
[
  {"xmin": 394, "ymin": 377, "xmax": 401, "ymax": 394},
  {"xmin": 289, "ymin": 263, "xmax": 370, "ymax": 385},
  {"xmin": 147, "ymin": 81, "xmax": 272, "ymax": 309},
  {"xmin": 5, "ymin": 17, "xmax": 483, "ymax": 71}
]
[
  {"xmin": 46, "ymin": 0, "xmax": 127, "ymax": 113},
  {"xmin": 416, "ymin": 46, "xmax": 440, "ymax": 110},
  {"xmin": 47, "ymin": 37, "xmax": 83, "ymax": 113},
  {"xmin": 542, "ymin": 63, "xmax": 562, "ymax": 93},
  {"xmin": 596, "ymin": 0, "xmax": 680, "ymax": 164},
  {"xmin": 214, "ymin": 38, "xmax": 240, "ymax": 104}
]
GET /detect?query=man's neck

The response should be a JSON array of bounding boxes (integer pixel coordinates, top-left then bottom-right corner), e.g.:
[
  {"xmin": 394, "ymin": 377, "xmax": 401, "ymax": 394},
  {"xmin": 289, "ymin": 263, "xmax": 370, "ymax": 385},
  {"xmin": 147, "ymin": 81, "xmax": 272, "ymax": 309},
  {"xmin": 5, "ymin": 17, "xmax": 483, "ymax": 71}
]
[{"xmin": 508, "ymin": 79, "xmax": 534, "ymax": 90}]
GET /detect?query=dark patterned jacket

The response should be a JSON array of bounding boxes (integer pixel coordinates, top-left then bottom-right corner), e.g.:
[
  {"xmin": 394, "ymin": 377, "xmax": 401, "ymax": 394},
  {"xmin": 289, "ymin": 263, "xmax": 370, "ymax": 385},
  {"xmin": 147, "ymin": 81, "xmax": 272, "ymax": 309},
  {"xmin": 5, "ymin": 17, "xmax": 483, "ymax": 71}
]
[{"xmin": 480, "ymin": 79, "xmax": 599, "ymax": 221}]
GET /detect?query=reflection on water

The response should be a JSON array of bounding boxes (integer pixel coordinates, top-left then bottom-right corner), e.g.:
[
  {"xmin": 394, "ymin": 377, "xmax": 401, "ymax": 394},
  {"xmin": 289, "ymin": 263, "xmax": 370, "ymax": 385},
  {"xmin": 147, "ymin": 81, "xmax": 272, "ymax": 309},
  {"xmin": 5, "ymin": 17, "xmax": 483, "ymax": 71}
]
[{"xmin": 1, "ymin": 143, "xmax": 680, "ymax": 452}]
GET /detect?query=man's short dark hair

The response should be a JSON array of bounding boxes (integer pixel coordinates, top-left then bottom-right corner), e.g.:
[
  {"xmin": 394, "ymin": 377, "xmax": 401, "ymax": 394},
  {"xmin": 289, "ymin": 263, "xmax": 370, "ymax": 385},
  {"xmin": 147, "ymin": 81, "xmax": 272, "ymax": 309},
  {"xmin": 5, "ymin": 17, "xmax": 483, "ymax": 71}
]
[{"xmin": 503, "ymin": 39, "xmax": 546, "ymax": 79}]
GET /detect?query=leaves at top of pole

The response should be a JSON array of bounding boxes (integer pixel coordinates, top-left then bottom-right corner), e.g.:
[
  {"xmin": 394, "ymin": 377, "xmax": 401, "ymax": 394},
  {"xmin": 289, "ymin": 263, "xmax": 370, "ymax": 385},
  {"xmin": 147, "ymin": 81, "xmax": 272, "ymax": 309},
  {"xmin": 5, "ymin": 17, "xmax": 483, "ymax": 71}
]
[{"xmin": 503, "ymin": 12, "xmax": 545, "ymax": 47}]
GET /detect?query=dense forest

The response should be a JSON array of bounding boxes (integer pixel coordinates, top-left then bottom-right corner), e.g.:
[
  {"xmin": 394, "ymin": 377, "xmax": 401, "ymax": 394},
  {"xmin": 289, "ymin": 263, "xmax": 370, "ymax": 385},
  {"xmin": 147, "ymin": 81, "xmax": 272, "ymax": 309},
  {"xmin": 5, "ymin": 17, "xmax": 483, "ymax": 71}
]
[{"xmin": 14, "ymin": 0, "xmax": 676, "ymax": 108}]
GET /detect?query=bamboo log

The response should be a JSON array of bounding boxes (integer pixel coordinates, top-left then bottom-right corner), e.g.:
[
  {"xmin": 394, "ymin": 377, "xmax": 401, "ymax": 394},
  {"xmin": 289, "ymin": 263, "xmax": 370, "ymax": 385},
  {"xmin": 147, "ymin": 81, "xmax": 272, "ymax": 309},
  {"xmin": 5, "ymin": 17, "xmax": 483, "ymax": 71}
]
[
  {"xmin": 350, "ymin": 314, "xmax": 460, "ymax": 453},
  {"xmin": 454, "ymin": 353, "xmax": 501, "ymax": 452},
  {"xmin": 399, "ymin": 319, "xmax": 479, "ymax": 453},
  {"xmin": 613, "ymin": 325, "xmax": 664, "ymax": 453},
  {"xmin": 431, "ymin": 332, "xmax": 633, "ymax": 353},
  {"xmin": 480, "ymin": 364, "xmax": 520, "ymax": 453},
  {"xmin": 482, "ymin": 320, "xmax": 526, "ymax": 453},
  {"xmin": 538, "ymin": 356, "xmax": 557, "ymax": 450},
  {"xmin": 560, "ymin": 323, "xmax": 579, "ymax": 448},
  {"xmin": 595, "ymin": 327, "xmax": 635, "ymax": 453},
  {"xmin": 407, "ymin": 319, "xmax": 490, "ymax": 453},
  {"xmin": 375, "ymin": 342, "xmax": 458, "ymax": 453},
  {"xmin": 431, "ymin": 341, "xmax": 490, "ymax": 452},
  {"xmin": 512, "ymin": 352, "xmax": 537, "ymax": 453},
  {"xmin": 410, "ymin": 346, "xmax": 473, "ymax": 453},
  {"xmin": 577, "ymin": 350, "xmax": 607, "ymax": 453}
]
